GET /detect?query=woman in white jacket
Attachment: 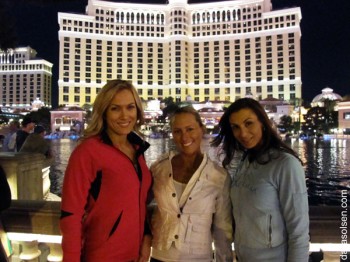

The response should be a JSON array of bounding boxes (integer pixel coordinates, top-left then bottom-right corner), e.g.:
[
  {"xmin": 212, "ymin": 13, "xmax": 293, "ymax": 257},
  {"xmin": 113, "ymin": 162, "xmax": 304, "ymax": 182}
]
[{"xmin": 149, "ymin": 106, "xmax": 233, "ymax": 262}]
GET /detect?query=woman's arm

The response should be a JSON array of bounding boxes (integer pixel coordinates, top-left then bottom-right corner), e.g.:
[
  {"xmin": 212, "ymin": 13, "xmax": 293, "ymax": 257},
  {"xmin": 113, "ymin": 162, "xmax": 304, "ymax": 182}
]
[
  {"xmin": 212, "ymin": 173, "xmax": 234, "ymax": 262},
  {"xmin": 60, "ymin": 145, "xmax": 96, "ymax": 262},
  {"xmin": 278, "ymin": 156, "xmax": 309, "ymax": 262}
]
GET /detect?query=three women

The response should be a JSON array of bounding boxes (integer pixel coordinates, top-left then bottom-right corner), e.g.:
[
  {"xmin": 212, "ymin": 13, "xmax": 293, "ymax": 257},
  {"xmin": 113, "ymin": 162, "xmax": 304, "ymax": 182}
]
[{"xmin": 61, "ymin": 88, "xmax": 309, "ymax": 262}]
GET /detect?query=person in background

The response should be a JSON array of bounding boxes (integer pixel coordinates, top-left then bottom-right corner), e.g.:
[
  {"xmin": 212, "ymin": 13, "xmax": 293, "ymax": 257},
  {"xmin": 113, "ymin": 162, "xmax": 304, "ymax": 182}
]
[
  {"xmin": 19, "ymin": 125, "xmax": 52, "ymax": 158},
  {"xmin": 149, "ymin": 106, "xmax": 233, "ymax": 262},
  {"xmin": 15, "ymin": 117, "xmax": 35, "ymax": 152},
  {"xmin": 2, "ymin": 120, "xmax": 20, "ymax": 152},
  {"xmin": 60, "ymin": 79, "xmax": 152, "ymax": 262},
  {"xmin": 211, "ymin": 98, "xmax": 309, "ymax": 262}
]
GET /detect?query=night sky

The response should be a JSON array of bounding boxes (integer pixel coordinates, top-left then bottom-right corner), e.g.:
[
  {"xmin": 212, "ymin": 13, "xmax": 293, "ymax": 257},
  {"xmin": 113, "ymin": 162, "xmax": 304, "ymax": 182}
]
[{"xmin": 5, "ymin": 0, "xmax": 350, "ymax": 107}]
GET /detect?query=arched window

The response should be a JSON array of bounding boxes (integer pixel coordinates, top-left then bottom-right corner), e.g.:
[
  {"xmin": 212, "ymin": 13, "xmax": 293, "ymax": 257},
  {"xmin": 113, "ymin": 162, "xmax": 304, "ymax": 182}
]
[
  {"xmin": 116, "ymin": 12, "xmax": 120, "ymax": 22},
  {"xmin": 126, "ymin": 12, "xmax": 130, "ymax": 23}
]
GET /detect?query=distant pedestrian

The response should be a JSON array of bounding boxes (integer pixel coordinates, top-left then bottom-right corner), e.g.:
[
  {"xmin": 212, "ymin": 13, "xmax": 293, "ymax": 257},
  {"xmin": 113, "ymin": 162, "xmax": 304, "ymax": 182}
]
[
  {"xmin": 15, "ymin": 117, "xmax": 35, "ymax": 152},
  {"xmin": 20, "ymin": 125, "xmax": 52, "ymax": 158},
  {"xmin": 2, "ymin": 121, "xmax": 20, "ymax": 152}
]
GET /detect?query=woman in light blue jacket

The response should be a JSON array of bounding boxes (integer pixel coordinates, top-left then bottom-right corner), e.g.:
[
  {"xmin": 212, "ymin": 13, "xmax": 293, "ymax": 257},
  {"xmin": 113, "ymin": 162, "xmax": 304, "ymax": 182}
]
[
  {"xmin": 212, "ymin": 98, "xmax": 309, "ymax": 262},
  {"xmin": 149, "ymin": 106, "xmax": 233, "ymax": 262}
]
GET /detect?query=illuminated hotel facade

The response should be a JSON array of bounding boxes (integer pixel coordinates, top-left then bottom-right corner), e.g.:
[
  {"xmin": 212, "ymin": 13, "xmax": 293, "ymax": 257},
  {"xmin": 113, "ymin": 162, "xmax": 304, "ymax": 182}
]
[
  {"xmin": 0, "ymin": 47, "xmax": 53, "ymax": 107},
  {"xmin": 58, "ymin": 0, "xmax": 301, "ymax": 106}
]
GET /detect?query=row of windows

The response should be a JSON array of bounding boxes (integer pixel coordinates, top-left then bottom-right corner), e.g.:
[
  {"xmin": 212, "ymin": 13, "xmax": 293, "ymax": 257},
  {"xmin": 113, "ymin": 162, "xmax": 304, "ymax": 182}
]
[
  {"xmin": 192, "ymin": 22, "xmax": 296, "ymax": 37},
  {"xmin": 61, "ymin": 9, "xmax": 297, "ymax": 37},
  {"xmin": 0, "ymin": 52, "xmax": 30, "ymax": 64},
  {"xmin": 191, "ymin": 7, "xmax": 262, "ymax": 24},
  {"xmin": 61, "ymin": 66, "xmax": 296, "ymax": 82},
  {"xmin": 61, "ymin": 85, "xmax": 296, "ymax": 102},
  {"xmin": 63, "ymin": 36, "xmax": 293, "ymax": 49},
  {"xmin": 62, "ymin": 22, "xmax": 295, "ymax": 38},
  {"xmin": 62, "ymin": 43, "xmax": 295, "ymax": 70},
  {"xmin": 0, "ymin": 64, "xmax": 52, "ymax": 72}
]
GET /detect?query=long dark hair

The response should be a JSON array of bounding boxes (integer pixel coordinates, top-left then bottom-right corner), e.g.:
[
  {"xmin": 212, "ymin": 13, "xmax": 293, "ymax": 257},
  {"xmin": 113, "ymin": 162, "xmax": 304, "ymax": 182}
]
[{"xmin": 211, "ymin": 98, "xmax": 301, "ymax": 168}]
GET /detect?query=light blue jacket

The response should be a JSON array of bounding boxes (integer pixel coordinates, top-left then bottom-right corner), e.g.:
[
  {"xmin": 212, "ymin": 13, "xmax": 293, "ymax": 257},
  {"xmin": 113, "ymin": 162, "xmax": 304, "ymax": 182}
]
[{"xmin": 229, "ymin": 149, "xmax": 309, "ymax": 262}]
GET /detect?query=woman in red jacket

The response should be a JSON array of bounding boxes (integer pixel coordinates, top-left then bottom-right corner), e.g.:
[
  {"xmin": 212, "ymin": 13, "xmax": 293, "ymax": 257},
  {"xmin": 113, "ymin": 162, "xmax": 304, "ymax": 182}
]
[{"xmin": 60, "ymin": 80, "xmax": 152, "ymax": 262}]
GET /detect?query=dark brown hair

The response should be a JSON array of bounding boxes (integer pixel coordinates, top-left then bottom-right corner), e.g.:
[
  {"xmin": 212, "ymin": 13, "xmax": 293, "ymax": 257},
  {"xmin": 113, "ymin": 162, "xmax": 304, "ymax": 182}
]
[{"xmin": 211, "ymin": 98, "xmax": 301, "ymax": 167}]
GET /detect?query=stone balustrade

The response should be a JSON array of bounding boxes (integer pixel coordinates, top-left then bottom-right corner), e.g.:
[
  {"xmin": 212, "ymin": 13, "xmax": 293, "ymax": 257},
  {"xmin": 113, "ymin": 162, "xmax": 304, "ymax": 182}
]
[
  {"xmin": 1, "ymin": 201, "xmax": 348, "ymax": 262},
  {"xmin": 1, "ymin": 200, "xmax": 62, "ymax": 262},
  {"xmin": 0, "ymin": 152, "xmax": 53, "ymax": 201}
]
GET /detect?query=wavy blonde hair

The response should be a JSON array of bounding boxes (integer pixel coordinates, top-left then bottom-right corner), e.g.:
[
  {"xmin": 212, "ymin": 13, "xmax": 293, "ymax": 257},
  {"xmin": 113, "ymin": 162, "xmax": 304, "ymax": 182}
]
[{"xmin": 81, "ymin": 80, "xmax": 144, "ymax": 141}]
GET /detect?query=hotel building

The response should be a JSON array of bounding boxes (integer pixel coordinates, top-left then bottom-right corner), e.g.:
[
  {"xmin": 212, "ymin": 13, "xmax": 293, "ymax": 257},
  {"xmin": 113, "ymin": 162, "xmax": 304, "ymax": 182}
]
[
  {"xmin": 58, "ymin": 0, "xmax": 301, "ymax": 106},
  {"xmin": 0, "ymin": 46, "xmax": 53, "ymax": 108}
]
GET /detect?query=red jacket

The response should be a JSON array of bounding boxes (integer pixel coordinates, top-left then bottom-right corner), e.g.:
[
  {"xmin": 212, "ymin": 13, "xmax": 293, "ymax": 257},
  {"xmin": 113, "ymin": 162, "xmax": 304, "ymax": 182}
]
[{"xmin": 60, "ymin": 132, "xmax": 152, "ymax": 262}]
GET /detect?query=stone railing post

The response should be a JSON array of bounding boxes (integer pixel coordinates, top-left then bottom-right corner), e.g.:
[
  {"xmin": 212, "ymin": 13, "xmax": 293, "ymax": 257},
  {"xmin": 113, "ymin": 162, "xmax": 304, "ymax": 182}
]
[{"xmin": 0, "ymin": 152, "xmax": 52, "ymax": 200}]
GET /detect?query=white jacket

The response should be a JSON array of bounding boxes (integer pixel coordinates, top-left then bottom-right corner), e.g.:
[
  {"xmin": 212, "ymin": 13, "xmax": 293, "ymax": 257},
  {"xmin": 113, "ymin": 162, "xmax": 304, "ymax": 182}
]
[{"xmin": 150, "ymin": 151, "xmax": 233, "ymax": 262}]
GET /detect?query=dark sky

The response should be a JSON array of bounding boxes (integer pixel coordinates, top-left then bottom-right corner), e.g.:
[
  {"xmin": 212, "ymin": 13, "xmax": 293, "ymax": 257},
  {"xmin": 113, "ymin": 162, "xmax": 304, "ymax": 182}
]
[{"xmin": 6, "ymin": 0, "xmax": 350, "ymax": 107}]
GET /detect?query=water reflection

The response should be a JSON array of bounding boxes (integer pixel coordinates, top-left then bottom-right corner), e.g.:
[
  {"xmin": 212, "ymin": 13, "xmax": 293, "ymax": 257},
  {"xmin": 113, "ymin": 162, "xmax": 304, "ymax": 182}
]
[{"xmin": 49, "ymin": 137, "xmax": 350, "ymax": 205}]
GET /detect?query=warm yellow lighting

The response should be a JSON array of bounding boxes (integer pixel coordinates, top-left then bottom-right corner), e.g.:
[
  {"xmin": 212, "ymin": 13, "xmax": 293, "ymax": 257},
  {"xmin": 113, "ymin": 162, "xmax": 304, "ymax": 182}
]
[
  {"xmin": 7, "ymin": 233, "xmax": 62, "ymax": 244},
  {"xmin": 309, "ymin": 243, "xmax": 350, "ymax": 252},
  {"xmin": 6, "ymin": 234, "xmax": 350, "ymax": 254}
]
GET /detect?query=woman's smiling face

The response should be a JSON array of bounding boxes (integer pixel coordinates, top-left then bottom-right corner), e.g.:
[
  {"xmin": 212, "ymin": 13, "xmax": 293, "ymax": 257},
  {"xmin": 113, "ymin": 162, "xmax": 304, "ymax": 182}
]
[
  {"xmin": 171, "ymin": 112, "xmax": 204, "ymax": 156},
  {"xmin": 105, "ymin": 89, "xmax": 137, "ymax": 138},
  {"xmin": 229, "ymin": 108, "xmax": 264, "ymax": 150}
]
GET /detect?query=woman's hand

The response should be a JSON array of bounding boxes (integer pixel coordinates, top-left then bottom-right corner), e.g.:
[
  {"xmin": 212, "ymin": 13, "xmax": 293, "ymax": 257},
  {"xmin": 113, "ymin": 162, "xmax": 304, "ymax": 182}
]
[{"xmin": 137, "ymin": 234, "xmax": 152, "ymax": 262}]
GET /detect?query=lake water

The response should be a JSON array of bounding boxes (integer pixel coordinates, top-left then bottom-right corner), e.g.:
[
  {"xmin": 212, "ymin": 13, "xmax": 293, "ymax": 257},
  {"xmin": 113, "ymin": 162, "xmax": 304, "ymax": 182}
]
[{"xmin": 49, "ymin": 137, "xmax": 350, "ymax": 206}]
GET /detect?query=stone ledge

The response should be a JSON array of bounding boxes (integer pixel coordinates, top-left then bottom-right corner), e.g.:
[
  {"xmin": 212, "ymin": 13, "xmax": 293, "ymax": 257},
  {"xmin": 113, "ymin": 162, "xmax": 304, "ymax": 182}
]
[
  {"xmin": 1, "ymin": 202, "xmax": 344, "ymax": 243},
  {"xmin": 1, "ymin": 200, "xmax": 61, "ymax": 236}
]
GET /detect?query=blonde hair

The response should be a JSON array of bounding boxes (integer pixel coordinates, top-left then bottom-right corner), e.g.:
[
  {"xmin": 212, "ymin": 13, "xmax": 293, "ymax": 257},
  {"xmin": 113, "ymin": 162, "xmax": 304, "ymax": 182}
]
[
  {"xmin": 169, "ymin": 106, "xmax": 205, "ymax": 131},
  {"xmin": 81, "ymin": 80, "xmax": 144, "ymax": 141}
]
